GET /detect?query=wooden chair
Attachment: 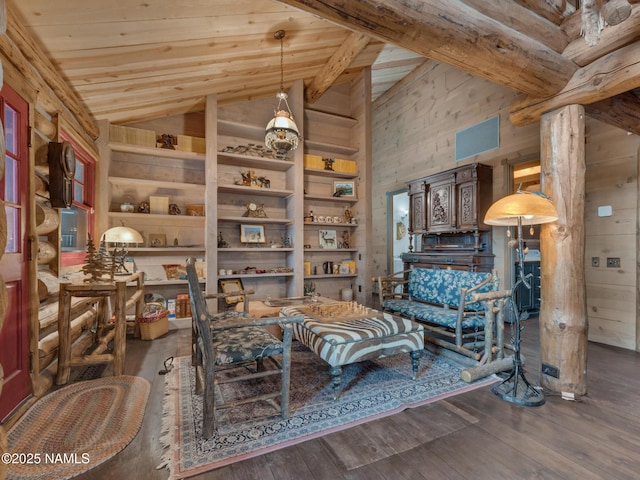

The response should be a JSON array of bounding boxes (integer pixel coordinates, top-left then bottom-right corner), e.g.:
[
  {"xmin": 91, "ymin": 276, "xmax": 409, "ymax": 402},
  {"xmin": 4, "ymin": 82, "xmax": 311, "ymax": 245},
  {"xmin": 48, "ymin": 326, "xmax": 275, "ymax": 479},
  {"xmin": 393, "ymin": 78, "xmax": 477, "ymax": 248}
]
[{"xmin": 185, "ymin": 258, "xmax": 303, "ymax": 439}]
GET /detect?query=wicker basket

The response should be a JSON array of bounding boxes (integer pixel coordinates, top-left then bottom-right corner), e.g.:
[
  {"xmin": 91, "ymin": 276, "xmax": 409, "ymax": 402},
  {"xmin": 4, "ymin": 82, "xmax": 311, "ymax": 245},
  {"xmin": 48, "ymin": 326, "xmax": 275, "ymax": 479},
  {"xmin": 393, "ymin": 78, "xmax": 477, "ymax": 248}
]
[{"xmin": 138, "ymin": 302, "xmax": 169, "ymax": 340}]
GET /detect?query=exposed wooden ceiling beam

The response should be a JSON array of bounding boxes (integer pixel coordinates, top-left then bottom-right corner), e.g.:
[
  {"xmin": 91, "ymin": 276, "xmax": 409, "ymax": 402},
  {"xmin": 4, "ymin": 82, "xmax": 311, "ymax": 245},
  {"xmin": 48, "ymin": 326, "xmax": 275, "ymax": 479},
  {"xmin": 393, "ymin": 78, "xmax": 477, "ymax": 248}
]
[
  {"xmin": 585, "ymin": 92, "xmax": 640, "ymax": 135},
  {"xmin": 562, "ymin": 4, "xmax": 640, "ymax": 66},
  {"xmin": 512, "ymin": 0, "xmax": 577, "ymax": 25},
  {"xmin": 510, "ymin": 41, "xmax": 640, "ymax": 126},
  {"xmin": 305, "ymin": 31, "xmax": 371, "ymax": 103},
  {"xmin": 5, "ymin": 5, "xmax": 99, "ymax": 139},
  {"xmin": 277, "ymin": 0, "xmax": 577, "ymax": 97},
  {"xmin": 463, "ymin": 0, "xmax": 569, "ymax": 53}
]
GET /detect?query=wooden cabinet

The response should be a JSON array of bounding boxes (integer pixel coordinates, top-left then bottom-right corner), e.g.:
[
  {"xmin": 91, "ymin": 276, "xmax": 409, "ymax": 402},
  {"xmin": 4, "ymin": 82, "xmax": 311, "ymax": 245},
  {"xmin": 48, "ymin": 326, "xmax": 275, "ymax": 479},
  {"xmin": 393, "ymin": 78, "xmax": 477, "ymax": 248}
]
[
  {"xmin": 404, "ymin": 164, "xmax": 493, "ymax": 272},
  {"xmin": 408, "ymin": 178, "xmax": 427, "ymax": 233},
  {"xmin": 427, "ymin": 176, "xmax": 456, "ymax": 233}
]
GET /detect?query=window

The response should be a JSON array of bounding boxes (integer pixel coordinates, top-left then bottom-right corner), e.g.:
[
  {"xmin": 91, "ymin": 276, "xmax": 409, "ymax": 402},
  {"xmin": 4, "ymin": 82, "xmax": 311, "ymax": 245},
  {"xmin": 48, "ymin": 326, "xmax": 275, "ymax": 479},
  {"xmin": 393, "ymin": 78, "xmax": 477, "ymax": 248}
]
[{"xmin": 60, "ymin": 132, "xmax": 95, "ymax": 267}]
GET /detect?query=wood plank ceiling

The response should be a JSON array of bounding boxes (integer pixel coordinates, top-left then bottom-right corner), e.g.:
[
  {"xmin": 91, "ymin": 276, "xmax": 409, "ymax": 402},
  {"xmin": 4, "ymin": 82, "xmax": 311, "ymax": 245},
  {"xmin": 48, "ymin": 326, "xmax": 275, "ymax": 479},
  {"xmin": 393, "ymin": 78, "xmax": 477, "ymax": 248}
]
[{"xmin": 7, "ymin": 0, "xmax": 640, "ymax": 135}]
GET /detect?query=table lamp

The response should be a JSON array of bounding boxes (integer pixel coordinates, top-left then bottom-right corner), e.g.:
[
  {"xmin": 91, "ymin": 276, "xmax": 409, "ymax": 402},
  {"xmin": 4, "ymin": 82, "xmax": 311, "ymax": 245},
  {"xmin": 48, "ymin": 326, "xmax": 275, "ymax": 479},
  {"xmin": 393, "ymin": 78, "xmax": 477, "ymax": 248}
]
[
  {"xmin": 484, "ymin": 189, "xmax": 558, "ymax": 406},
  {"xmin": 101, "ymin": 226, "xmax": 143, "ymax": 275}
]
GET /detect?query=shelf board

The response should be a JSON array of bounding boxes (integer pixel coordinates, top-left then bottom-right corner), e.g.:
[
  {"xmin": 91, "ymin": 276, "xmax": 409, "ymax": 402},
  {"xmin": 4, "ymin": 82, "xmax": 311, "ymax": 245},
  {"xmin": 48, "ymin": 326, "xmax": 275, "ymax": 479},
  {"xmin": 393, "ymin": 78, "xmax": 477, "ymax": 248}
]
[
  {"xmin": 304, "ymin": 221, "xmax": 357, "ymax": 228},
  {"xmin": 218, "ymin": 272, "xmax": 294, "ymax": 279},
  {"xmin": 219, "ymin": 247, "xmax": 294, "ymax": 252},
  {"xmin": 109, "ymin": 176, "xmax": 205, "ymax": 191},
  {"xmin": 108, "ymin": 212, "xmax": 205, "ymax": 224},
  {"xmin": 144, "ymin": 279, "xmax": 205, "ymax": 286},
  {"xmin": 304, "ymin": 274, "xmax": 358, "ymax": 279},
  {"xmin": 304, "ymin": 109, "xmax": 358, "ymax": 128},
  {"xmin": 217, "ymin": 151, "xmax": 294, "ymax": 171},
  {"xmin": 129, "ymin": 247, "xmax": 205, "ymax": 252},
  {"xmin": 304, "ymin": 168, "xmax": 357, "ymax": 179},
  {"xmin": 110, "ymin": 142, "xmax": 205, "ymax": 161},
  {"xmin": 304, "ymin": 140, "xmax": 359, "ymax": 156},
  {"xmin": 304, "ymin": 194, "xmax": 358, "ymax": 204},
  {"xmin": 218, "ymin": 184, "xmax": 294, "ymax": 198},
  {"xmin": 217, "ymin": 215, "xmax": 292, "ymax": 225},
  {"xmin": 303, "ymin": 248, "xmax": 357, "ymax": 252}
]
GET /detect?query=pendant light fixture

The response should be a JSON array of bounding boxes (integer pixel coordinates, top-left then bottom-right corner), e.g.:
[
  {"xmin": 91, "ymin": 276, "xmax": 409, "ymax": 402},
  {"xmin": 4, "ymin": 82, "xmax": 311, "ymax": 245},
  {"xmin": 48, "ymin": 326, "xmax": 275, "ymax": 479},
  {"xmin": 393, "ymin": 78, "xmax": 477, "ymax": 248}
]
[{"xmin": 265, "ymin": 30, "xmax": 300, "ymax": 158}]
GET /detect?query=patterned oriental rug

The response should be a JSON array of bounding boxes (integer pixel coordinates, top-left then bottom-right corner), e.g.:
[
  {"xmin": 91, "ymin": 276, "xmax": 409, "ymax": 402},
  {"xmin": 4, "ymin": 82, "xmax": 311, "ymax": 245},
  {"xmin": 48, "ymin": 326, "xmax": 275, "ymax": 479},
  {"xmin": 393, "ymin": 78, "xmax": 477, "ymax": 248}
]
[
  {"xmin": 161, "ymin": 343, "xmax": 498, "ymax": 479},
  {"xmin": 6, "ymin": 375, "xmax": 150, "ymax": 480}
]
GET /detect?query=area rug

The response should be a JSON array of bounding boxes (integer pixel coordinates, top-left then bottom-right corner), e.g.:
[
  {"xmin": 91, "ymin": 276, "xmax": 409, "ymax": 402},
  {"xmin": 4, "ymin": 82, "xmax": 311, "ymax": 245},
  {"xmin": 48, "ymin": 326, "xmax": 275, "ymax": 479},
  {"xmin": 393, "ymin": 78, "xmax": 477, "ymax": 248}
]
[
  {"xmin": 6, "ymin": 375, "xmax": 150, "ymax": 480},
  {"xmin": 161, "ymin": 343, "xmax": 497, "ymax": 479}
]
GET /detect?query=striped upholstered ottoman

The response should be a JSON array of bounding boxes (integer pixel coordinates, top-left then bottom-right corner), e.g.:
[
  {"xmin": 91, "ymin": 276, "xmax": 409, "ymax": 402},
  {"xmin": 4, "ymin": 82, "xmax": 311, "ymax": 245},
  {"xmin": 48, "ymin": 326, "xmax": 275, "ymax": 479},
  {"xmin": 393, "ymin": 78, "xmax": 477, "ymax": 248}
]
[{"xmin": 280, "ymin": 305, "xmax": 424, "ymax": 400}]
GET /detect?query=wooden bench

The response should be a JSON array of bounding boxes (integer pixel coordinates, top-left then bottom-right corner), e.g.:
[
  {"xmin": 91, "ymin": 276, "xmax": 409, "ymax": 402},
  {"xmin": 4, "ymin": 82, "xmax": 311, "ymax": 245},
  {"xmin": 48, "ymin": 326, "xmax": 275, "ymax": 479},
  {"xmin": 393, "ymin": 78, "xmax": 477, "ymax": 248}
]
[{"xmin": 378, "ymin": 267, "xmax": 510, "ymax": 367}]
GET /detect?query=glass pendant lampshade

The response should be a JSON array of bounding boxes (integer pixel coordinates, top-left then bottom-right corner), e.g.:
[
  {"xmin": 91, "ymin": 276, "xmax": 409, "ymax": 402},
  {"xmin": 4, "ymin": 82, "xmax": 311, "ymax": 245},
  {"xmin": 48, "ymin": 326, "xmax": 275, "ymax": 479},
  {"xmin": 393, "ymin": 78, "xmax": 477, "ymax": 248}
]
[
  {"xmin": 265, "ymin": 30, "xmax": 300, "ymax": 157},
  {"xmin": 484, "ymin": 191, "xmax": 558, "ymax": 226}
]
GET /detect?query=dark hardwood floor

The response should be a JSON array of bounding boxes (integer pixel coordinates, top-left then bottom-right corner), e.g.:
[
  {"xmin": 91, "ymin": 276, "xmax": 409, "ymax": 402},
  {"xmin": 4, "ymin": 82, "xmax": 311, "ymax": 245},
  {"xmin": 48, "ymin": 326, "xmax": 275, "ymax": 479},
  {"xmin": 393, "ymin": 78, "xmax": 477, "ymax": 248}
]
[{"xmin": 76, "ymin": 318, "xmax": 640, "ymax": 480}]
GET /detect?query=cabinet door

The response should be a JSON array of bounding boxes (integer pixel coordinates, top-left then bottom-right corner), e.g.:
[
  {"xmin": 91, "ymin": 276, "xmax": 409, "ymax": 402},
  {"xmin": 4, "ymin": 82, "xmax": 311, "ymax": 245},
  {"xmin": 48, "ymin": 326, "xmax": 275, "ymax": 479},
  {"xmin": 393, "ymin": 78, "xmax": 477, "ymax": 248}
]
[
  {"xmin": 427, "ymin": 181, "xmax": 455, "ymax": 233},
  {"xmin": 409, "ymin": 182, "xmax": 427, "ymax": 233},
  {"xmin": 457, "ymin": 180, "xmax": 477, "ymax": 230}
]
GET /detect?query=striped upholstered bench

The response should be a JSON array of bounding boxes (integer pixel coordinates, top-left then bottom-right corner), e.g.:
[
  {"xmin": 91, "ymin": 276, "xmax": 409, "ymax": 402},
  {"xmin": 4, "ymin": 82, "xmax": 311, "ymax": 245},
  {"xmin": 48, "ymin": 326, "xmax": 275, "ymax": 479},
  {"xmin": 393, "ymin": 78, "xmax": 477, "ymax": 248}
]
[{"xmin": 280, "ymin": 305, "xmax": 424, "ymax": 400}]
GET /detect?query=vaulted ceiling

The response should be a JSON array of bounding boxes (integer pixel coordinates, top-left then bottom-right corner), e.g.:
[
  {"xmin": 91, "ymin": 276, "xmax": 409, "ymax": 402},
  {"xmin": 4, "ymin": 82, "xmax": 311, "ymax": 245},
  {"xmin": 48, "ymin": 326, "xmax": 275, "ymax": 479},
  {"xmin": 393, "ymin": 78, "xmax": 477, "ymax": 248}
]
[{"xmin": 7, "ymin": 0, "xmax": 640, "ymax": 137}]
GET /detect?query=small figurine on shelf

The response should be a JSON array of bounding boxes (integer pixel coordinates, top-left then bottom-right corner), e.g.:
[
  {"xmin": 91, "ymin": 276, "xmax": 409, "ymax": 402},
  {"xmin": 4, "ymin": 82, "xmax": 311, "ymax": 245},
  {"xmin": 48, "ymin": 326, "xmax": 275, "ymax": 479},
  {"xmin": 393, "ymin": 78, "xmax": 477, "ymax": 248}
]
[
  {"xmin": 344, "ymin": 207, "xmax": 353, "ymax": 224},
  {"xmin": 169, "ymin": 203, "xmax": 181, "ymax": 215},
  {"xmin": 342, "ymin": 230, "xmax": 350, "ymax": 249},
  {"xmin": 138, "ymin": 201, "xmax": 150, "ymax": 213},
  {"xmin": 218, "ymin": 232, "xmax": 230, "ymax": 248},
  {"xmin": 282, "ymin": 236, "xmax": 292, "ymax": 248},
  {"xmin": 322, "ymin": 158, "xmax": 335, "ymax": 171},
  {"xmin": 157, "ymin": 133, "xmax": 177, "ymax": 149}
]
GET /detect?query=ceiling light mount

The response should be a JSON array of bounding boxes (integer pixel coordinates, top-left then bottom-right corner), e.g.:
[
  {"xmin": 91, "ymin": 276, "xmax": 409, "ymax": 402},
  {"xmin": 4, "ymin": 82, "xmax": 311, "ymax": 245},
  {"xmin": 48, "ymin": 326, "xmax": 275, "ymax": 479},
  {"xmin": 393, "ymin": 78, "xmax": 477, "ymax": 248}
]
[{"xmin": 265, "ymin": 29, "xmax": 300, "ymax": 158}]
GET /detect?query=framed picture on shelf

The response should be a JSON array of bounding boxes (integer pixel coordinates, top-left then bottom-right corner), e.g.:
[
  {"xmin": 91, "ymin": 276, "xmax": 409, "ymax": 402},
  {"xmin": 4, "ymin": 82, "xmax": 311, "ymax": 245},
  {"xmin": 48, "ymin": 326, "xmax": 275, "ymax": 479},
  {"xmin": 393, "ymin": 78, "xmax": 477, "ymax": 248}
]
[
  {"xmin": 148, "ymin": 233, "xmax": 166, "ymax": 247},
  {"xmin": 219, "ymin": 278, "xmax": 245, "ymax": 305},
  {"xmin": 319, "ymin": 229, "xmax": 337, "ymax": 249},
  {"xmin": 333, "ymin": 180, "xmax": 356, "ymax": 198},
  {"xmin": 239, "ymin": 224, "xmax": 266, "ymax": 243}
]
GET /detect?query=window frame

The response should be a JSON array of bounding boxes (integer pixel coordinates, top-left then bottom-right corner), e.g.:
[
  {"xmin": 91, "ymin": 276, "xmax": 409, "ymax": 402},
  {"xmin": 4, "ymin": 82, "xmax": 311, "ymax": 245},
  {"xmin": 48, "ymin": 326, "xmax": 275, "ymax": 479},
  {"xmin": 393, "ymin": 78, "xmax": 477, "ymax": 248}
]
[{"xmin": 59, "ymin": 130, "xmax": 96, "ymax": 267}]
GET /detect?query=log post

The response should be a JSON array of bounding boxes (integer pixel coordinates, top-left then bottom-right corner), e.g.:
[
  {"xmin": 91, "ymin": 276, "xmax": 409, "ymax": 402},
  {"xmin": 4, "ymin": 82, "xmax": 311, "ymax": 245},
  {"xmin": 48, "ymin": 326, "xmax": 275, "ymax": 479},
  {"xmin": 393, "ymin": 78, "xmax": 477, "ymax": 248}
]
[{"xmin": 539, "ymin": 104, "xmax": 588, "ymax": 395}]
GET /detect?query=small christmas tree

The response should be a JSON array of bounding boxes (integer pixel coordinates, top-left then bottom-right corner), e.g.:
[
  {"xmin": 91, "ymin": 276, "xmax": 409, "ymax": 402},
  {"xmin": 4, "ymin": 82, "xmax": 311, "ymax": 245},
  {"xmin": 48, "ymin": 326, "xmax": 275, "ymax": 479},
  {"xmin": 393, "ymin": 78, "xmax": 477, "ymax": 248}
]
[{"xmin": 82, "ymin": 234, "xmax": 114, "ymax": 282}]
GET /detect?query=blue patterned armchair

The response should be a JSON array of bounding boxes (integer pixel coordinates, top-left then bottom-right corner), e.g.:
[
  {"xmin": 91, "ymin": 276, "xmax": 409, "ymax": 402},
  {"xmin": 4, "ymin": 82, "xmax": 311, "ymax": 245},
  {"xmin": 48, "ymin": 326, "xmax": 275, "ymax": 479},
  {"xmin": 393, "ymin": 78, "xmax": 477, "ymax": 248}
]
[{"xmin": 186, "ymin": 258, "xmax": 303, "ymax": 439}]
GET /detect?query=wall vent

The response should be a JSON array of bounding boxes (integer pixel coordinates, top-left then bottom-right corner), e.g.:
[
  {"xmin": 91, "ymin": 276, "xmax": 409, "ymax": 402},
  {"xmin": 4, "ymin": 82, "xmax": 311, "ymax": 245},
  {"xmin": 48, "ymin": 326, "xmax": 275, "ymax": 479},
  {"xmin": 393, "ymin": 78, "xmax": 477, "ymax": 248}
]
[{"xmin": 455, "ymin": 114, "xmax": 500, "ymax": 161}]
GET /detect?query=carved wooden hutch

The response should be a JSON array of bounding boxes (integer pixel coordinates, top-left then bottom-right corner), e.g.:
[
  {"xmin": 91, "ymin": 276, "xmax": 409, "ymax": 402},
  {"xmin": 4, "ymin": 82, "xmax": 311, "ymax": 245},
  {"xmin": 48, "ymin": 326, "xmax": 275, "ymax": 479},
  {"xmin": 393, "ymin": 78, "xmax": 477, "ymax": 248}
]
[{"xmin": 402, "ymin": 163, "xmax": 494, "ymax": 272}]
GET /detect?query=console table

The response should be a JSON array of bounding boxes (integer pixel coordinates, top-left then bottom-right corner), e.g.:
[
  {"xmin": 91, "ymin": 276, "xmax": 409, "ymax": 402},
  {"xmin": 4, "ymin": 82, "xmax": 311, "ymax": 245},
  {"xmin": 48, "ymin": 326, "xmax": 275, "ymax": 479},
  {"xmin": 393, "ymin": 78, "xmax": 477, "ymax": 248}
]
[{"xmin": 56, "ymin": 272, "xmax": 145, "ymax": 385}]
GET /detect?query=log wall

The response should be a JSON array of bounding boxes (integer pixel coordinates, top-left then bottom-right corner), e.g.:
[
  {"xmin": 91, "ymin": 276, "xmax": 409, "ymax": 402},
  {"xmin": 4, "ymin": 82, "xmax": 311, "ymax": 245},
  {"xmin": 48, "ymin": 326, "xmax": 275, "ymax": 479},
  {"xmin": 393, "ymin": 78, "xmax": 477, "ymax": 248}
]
[{"xmin": 371, "ymin": 60, "xmax": 640, "ymax": 352}]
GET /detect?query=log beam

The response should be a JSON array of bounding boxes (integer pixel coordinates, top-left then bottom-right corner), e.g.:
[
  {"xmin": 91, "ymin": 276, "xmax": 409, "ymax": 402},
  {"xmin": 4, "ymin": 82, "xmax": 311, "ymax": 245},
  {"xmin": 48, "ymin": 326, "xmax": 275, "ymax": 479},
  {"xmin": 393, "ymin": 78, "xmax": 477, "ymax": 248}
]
[
  {"xmin": 563, "ymin": 4, "xmax": 640, "ymax": 67},
  {"xmin": 510, "ymin": 41, "xmax": 640, "ymax": 126},
  {"xmin": 585, "ymin": 92, "xmax": 640, "ymax": 135},
  {"xmin": 305, "ymin": 31, "xmax": 370, "ymax": 104},
  {"xmin": 277, "ymin": 0, "xmax": 577, "ymax": 97},
  {"xmin": 513, "ymin": 0, "xmax": 576, "ymax": 25},
  {"xmin": 539, "ymin": 104, "xmax": 588, "ymax": 396}
]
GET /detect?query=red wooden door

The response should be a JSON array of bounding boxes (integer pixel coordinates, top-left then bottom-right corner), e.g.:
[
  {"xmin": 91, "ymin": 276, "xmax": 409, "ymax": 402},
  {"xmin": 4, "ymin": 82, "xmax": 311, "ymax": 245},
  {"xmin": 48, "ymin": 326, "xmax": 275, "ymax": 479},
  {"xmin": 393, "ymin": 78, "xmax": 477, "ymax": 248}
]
[{"xmin": 0, "ymin": 84, "xmax": 31, "ymax": 421}]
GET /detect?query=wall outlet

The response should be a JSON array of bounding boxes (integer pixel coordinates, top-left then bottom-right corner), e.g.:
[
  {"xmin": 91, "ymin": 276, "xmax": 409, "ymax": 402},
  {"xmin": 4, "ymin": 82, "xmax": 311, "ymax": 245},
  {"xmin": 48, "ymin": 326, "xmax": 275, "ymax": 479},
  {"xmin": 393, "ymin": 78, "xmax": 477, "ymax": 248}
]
[
  {"xmin": 541, "ymin": 362, "xmax": 559, "ymax": 378},
  {"xmin": 606, "ymin": 257, "xmax": 620, "ymax": 268},
  {"xmin": 591, "ymin": 257, "xmax": 599, "ymax": 267}
]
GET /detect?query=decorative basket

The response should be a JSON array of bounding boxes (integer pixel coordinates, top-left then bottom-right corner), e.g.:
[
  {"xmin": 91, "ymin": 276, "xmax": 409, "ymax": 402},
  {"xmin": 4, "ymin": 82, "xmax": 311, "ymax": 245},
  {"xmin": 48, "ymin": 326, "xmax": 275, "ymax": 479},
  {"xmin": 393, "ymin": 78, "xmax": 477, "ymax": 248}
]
[{"xmin": 138, "ymin": 302, "xmax": 169, "ymax": 340}]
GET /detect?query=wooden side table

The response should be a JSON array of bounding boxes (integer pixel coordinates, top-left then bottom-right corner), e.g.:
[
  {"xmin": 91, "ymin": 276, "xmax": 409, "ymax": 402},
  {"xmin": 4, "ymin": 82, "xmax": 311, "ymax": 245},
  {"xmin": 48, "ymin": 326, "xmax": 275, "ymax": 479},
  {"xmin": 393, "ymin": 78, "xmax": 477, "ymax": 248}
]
[{"xmin": 56, "ymin": 272, "xmax": 144, "ymax": 385}]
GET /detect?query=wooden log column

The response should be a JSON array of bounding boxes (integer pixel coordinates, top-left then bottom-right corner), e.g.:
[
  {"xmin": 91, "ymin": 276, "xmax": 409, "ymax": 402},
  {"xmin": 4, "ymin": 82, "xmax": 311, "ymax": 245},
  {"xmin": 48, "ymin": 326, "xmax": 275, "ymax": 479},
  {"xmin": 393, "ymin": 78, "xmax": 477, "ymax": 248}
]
[{"xmin": 539, "ymin": 104, "xmax": 588, "ymax": 395}]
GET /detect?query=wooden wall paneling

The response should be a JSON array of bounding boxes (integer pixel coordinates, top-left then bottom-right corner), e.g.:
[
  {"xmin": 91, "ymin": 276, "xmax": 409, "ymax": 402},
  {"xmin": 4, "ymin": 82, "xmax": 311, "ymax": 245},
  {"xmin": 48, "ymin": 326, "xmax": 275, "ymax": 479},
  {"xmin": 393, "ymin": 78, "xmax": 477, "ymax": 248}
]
[{"xmin": 586, "ymin": 283, "xmax": 636, "ymax": 349}]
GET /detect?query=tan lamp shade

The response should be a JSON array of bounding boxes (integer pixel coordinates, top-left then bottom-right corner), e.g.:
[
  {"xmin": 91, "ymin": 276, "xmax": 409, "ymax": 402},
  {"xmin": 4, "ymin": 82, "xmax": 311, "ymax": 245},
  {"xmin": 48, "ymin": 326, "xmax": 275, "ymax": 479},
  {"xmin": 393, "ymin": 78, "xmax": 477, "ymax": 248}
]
[
  {"xmin": 102, "ymin": 226, "xmax": 143, "ymax": 244},
  {"xmin": 484, "ymin": 192, "xmax": 558, "ymax": 226}
]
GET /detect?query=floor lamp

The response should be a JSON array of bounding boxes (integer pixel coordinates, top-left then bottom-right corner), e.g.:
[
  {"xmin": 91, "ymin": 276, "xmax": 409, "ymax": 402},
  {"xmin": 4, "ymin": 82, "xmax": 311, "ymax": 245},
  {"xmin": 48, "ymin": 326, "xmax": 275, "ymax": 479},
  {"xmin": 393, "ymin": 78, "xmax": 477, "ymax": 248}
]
[{"xmin": 484, "ymin": 190, "xmax": 558, "ymax": 407}]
